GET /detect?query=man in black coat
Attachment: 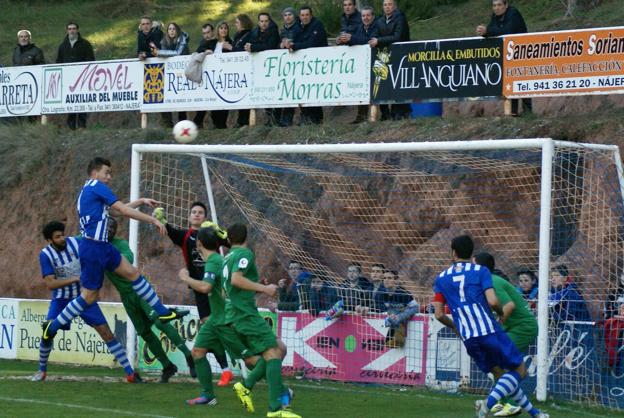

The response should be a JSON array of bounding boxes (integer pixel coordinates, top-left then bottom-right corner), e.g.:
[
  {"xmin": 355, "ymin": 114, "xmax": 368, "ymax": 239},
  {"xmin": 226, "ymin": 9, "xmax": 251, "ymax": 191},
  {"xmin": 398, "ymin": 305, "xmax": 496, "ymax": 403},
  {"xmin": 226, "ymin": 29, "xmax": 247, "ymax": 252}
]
[
  {"xmin": 337, "ymin": 0, "xmax": 361, "ymax": 43},
  {"xmin": 13, "ymin": 30, "xmax": 45, "ymax": 66},
  {"xmin": 277, "ymin": 7, "xmax": 301, "ymax": 127},
  {"xmin": 245, "ymin": 13, "xmax": 281, "ymax": 126},
  {"xmin": 477, "ymin": 0, "xmax": 531, "ymax": 116},
  {"xmin": 57, "ymin": 22, "xmax": 95, "ymax": 130},
  {"xmin": 284, "ymin": 6, "xmax": 328, "ymax": 125},
  {"xmin": 137, "ymin": 16, "xmax": 163, "ymax": 59},
  {"xmin": 369, "ymin": 0, "xmax": 411, "ymax": 121}
]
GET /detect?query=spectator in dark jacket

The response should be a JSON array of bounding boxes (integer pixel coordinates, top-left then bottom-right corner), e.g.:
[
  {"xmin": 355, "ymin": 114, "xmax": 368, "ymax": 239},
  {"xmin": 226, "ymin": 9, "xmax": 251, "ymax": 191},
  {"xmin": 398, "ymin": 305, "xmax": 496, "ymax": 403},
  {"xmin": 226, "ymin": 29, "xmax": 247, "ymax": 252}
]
[
  {"xmin": 13, "ymin": 30, "xmax": 45, "ymax": 66},
  {"xmin": 277, "ymin": 7, "xmax": 301, "ymax": 127},
  {"xmin": 277, "ymin": 261, "xmax": 312, "ymax": 311},
  {"xmin": 548, "ymin": 264, "xmax": 592, "ymax": 323},
  {"xmin": 340, "ymin": 6, "xmax": 377, "ymax": 124},
  {"xmin": 477, "ymin": 0, "xmax": 531, "ymax": 116},
  {"xmin": 201, "ymin": 22, "xmax": 234, "ymax": 129},
  {"xmin": 339, "ymin": 262, "xmax": 373, "ymax": 312},
  {"xmin": 284, "ymin": 6, "xmax": 328, "ymax": 125},
  {"xmin": 137, "ymin": 16, "xmax": 163, "ymax": 59},
  {"xmin": 245, "ymin": 13, "xmax": 281, "ymax": 126},
  {"xmin": 57, "ymin": 22, "xmax": 95, "ymax": 130},
  {"xmin": 302, "ymin": 276, "xmax": 339, "ymax": 315},
  {"xmin": 193, "ymin": 23, "xmax": 215, "ymax": 129},
  {"xmin": 370, "ymin": 0, "xmax": 411, "ymax": 121},
  {"xmin": 152, "ymin": 22, "xmax": 189, "ymax": 128},
  {"xmin": 225, "ymin": 14, "xmax": 254, "ymax": 128},
  {"xmin": 337, "ymin": 0, "xmax": 362, "ymax": 43}
]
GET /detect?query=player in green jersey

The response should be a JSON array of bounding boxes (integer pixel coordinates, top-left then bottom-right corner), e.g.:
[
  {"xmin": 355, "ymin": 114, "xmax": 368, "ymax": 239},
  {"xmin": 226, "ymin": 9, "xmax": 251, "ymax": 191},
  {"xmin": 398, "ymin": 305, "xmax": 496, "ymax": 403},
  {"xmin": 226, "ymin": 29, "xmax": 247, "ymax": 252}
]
[
  {"xmin": 474, "ymin": 252, "xmax": 539, "ymax": 418},
  {"xmin": 106, "ymin": 218, "xmax": 196, "ymax": 382},
  {"xmin": 223, "ymin": 223, "xmax": 301, "ymax": 418}
]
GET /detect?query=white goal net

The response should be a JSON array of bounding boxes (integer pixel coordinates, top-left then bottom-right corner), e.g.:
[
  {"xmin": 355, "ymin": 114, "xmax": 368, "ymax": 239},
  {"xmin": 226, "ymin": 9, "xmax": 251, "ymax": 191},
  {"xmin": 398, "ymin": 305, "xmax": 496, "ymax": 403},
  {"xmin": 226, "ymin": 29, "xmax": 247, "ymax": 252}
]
[{"xmin": 130, "ymin": 139, "xmax": 624, "ymax": 410}]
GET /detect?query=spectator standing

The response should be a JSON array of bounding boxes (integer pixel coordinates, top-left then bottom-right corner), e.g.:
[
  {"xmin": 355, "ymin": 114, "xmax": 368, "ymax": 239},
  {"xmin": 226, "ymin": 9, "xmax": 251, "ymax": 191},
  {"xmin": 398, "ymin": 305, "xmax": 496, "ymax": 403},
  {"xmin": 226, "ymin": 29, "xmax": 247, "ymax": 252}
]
[
  {"xmin": 516, "ymin": 269, "xmax": 538, "ymax": 311},
  {"xmin": 13, "ymin": 30, "xmax": 45, "ymax": 66},
  {"xmin": 277, "ymin": 7, "xmax": 301, "ymax": 127},
  {"xmin": 604, "ymin": 302, "xmax": 624, "ymax": 372},
  {"xmin": 153, "ymin": 22, "xmax": 190, "ymax": 128},
  {"xmin": 57, "ymin": 22, "xmax": 95, "ymax": 130},
  {"xmin": 339, "ymin": 262, "xmax": 373, "ymax": 312},
  {"xmin": 193, "ymin": 23, "xmax": 215, "ymax": 129},
  {"xmin": 137, "ymin": 16, "xmax": 163, "ymax": 59},
  {"xmin": 202, "ymin": 22, "xmax": 234, "ymax": 129},
  {"xmin": 476, "ymin": 0, "xmax": 532, "ymax": 116},
  {"xmin": 549, "ymin": 264, "xmax": 592, "ymax": 323},
  {"xmin": 336, "ymin": 0, "xmax": 361, "ymax": 44},
  {"xmin": 226, "ymin": 14, "xmax": 254, "ymax": 128},
  {"xmin": 277, "ymin": 261, "xmax": 312, "ymax": 311},
  {"xmin": 246, "ymin": 13, "xmax": 281, "ymax": 126},
  {"xmin": 369, "ymin": 0, "xmax": 411, "ymax": 120},
  {"xmin": 285, "ymin": 6, "xmax": 328, "ymax": 125},
  {"xmin": 341, "ymin": 6, "xmax": 378, "ymax": 124}
]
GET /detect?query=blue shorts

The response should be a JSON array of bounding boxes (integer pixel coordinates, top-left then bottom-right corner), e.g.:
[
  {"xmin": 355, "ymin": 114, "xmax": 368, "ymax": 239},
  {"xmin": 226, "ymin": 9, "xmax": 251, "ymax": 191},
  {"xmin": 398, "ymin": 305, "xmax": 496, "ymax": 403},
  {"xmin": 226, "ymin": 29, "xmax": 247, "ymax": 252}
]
[
  {"xmin": 47, "ymin": 298, "xmax": 107, "ymax": 330},
  {"xmin": 79, "ymin": 239, "xmax": 122, "ymax": 290},
  {"xmin": 464, "ymin": 331, "xmax": 524, "ymax": 374}
]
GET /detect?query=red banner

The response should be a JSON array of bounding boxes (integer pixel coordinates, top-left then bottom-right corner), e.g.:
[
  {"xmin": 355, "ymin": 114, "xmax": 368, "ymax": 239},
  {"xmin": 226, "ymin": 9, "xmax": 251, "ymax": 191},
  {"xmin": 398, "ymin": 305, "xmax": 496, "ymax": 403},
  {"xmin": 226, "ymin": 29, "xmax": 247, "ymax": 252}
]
[{"xmin": 278, "ymin": 312, "xmax": 428, "ymax": 386}]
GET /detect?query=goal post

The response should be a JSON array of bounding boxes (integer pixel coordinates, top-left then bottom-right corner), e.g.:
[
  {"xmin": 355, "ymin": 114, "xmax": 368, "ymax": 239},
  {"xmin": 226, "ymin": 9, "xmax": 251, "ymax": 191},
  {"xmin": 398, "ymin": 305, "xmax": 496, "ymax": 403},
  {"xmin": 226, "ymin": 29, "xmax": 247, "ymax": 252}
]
[{"xmin": 128, "ymin": 139, "xmax": 624, "ymax": 410}]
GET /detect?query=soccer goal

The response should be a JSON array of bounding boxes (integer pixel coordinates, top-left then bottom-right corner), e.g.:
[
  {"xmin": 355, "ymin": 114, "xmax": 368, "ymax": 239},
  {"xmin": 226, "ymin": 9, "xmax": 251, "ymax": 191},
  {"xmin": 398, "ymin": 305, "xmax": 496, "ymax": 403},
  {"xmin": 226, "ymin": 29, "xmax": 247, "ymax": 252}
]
[{"xmin": 128, "ymin": 139, "xmax": 624, "ymax": 410}]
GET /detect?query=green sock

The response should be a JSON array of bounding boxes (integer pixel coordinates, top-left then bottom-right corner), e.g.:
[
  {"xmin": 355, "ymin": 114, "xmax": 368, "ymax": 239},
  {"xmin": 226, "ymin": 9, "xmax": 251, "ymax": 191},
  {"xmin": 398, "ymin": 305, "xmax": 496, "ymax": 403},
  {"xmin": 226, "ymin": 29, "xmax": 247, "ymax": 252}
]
[
  {"xmin": 141, "ymin": 332, "xmax": 171, "ymax": 368},
  {"xmin": 194, "ymin": 356, "xmax": 214, "ymax": 398},
  {"xmin": 156, "ymin": 321, "xmax": 192, "ymax": 357},
  {"xmin": 266, "ymin": 359, "xmax": 283, "ymax": 412},
  {"xmin": 244, "ymin": 357, "xmax": 266, "ymax": 390}
]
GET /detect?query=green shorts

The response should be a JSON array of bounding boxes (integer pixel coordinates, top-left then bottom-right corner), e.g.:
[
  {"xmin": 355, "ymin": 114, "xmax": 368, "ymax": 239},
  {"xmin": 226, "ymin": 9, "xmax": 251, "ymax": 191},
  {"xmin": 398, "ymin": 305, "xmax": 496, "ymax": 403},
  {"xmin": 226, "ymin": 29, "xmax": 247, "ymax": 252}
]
[
  {"xmin": 120, "ymin": 293, "xmax": 153, "ymax": 336},
  {"xmin": 506, "ymin": 326, "xmax": 538, "ymax": 353},
  {"xmin": 195, "ymin": 321, "xmax": 251, "ymax": 360},
  {"xmin": 231, "ymin": 314, "xmax": 277, "ymax": 356}
]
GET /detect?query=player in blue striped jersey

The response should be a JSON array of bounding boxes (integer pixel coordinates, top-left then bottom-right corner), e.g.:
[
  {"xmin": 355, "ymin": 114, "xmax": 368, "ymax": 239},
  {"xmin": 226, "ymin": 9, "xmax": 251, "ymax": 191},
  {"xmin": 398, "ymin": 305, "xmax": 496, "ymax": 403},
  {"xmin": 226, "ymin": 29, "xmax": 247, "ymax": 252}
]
[
  {"xmin": 33, "ymin": 221, "xmax": 141, "ymax": 382},
  {"xmin": 42, "ymin": 157, "xmax": 188, "ymax": 348},
  {"xmin": 432, "ymin": 235, "xmax": 548, "ymax": 418}
]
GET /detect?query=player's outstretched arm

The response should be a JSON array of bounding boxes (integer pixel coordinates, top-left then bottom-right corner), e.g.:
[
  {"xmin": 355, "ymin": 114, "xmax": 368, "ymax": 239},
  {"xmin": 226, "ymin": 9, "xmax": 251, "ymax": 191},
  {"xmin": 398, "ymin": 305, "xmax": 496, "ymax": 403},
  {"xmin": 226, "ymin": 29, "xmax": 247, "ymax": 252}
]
[
  {"xmin": 178, "ymin": 268, "xmax": 212, "ymax": 294},
  {"xmin": 111, "ymin": 201, "xmax": 166, "ymax": 235},
  {"xmin": 231, "ymin": 272, "xmax": 277, "ymax": 297},
  {"xmin": 126, "ymin": 197, "xmax": 162, "ymax": 209},
  {"xmin": 43, "ymin": 275, "xmax": 80, "ymax": 290}
]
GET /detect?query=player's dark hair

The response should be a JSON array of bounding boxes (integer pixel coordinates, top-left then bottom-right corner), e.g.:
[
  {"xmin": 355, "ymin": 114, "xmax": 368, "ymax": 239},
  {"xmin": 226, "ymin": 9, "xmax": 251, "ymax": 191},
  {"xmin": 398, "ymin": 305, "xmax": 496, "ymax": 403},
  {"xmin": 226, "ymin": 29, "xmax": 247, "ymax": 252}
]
[
  {"xmin": 107, "ymin": 217, "xmax": 118, "ymax": 239},
  {"xmin": 372, "ymin": 263, "xmax": 385, "ymax": 271},
  {"xmin": 227, "ymin": 223, "xmax": 248, "ymax": 245},
  {"xmin": 87, "ymin": 157, "xmax": 111, "ymax": 175},
  {"xmin": 474, "ymin": 251, "xmax": 495, "ymax": 272},
  {"xmin": 517, "ymin": 268, "xmax": 536, "ymax": 282},
  {"xmin": 197, "ymin": 227, "xmax": 220, "ymax": 251},
  {"xmin": 43, "ymin": 221, "xmax": 65, "ymax": 240},
  {"xmin": 451, "ymin": 235, "xmax": 474, "ymax": 259},
  {"xmin": 553, "ymin": 264, "xmax": 569, "ymax": 277},
  {"xmin": 190, "ymin": 201, "xmax": 208, "ymax": 215}
]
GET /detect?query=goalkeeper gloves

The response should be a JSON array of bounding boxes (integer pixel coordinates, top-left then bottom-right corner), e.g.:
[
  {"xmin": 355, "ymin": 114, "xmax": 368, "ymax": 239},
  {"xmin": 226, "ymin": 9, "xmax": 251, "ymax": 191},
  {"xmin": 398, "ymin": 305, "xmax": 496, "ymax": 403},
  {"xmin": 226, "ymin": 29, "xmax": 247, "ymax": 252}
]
[
  {"xmin": 200, "ymin": 221, "xmax": 227, "ymax": 240},
  {"xmin": 153, "ymin": 208, "xmax": 167, "ymax": 225}
]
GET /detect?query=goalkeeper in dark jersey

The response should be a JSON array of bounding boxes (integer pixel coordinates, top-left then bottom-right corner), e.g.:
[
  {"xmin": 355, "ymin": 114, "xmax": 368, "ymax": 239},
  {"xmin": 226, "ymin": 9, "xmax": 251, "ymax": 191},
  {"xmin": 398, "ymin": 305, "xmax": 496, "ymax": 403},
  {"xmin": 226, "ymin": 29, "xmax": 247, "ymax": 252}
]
[
  {"xmin": 106, "ymin": 218, "xmax": 196, "ymax": 382},
  {"xmin": 154, "ymin": 202, "xmax": 232, "ymax": 385}
]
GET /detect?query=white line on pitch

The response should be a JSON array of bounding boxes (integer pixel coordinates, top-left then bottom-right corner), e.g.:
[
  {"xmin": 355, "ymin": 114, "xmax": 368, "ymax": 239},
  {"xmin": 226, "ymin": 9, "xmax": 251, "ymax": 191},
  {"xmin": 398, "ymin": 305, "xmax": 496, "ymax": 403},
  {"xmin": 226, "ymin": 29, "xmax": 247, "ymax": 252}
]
[{"xmin": 0, "ymin": 396, "xmax": 176, "ymax": 418}]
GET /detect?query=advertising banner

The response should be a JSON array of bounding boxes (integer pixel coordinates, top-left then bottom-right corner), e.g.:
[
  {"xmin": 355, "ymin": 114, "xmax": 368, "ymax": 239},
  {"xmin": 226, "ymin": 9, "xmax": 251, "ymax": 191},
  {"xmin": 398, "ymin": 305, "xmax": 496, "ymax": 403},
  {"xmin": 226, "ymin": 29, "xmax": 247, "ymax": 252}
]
[
  {"xmin": 0, "ymin": 66, "xmax": 42, "ymax": 117},
  {"xmin": 16, "ymin": 300, "xmax": 127, "ymax": 367},
  {"xmin": 279, "ymin": 312, "xmax": 428, "ymax": 386},
  {"xmin": 371, "ymin": 38, "xmax": 503, "ymax": 103},
  {"xmin": 41, "ymin": 59, "xmax": 142, "ymax": 114},
  {"xmin": 142, "ymin": 52, "xmax": 252, "ymax": 112},
  {"xmin": 0, "ymin": 299, "xmax": 18, "ymax": 359},
  {"xmin": 503, "ymin": 27, "xmax": 624, "ymax": 97},
  {"xmin": 250, "ymin": 45, "xmax": 371, "ymax": 107}
]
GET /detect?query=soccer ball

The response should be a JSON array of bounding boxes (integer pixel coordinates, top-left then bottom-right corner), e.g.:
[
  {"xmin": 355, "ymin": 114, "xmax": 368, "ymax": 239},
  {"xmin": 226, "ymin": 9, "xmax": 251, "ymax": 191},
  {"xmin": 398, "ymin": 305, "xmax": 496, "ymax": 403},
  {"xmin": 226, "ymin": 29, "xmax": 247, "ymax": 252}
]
[{"xmin": 173, "ymin": 120, "xmax": 198, "ymax": 144}]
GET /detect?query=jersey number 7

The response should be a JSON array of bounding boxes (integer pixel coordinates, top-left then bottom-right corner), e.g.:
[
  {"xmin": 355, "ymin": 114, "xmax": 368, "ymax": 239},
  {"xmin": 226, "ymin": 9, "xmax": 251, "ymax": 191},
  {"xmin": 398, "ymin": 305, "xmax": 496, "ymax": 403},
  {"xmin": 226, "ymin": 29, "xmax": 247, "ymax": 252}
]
[{"xmin": 453, "ymin": 275, "xmax": 466, "ymax": 302}]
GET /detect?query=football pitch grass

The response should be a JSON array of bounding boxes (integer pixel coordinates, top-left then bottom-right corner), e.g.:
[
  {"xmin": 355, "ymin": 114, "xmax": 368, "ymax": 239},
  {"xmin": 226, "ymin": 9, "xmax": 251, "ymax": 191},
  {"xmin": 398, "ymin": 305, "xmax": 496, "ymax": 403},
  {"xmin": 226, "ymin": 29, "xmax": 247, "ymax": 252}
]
[{"xmin": 0, "ymin": 360, "xmax": 621, "ymax": 418}]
